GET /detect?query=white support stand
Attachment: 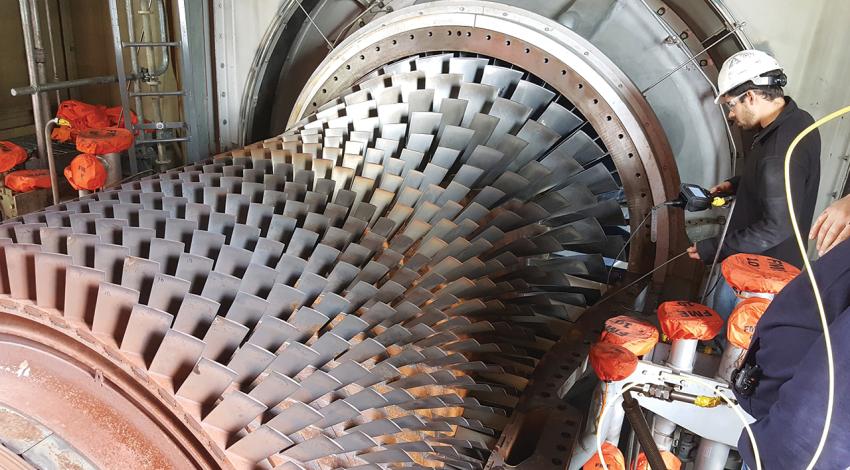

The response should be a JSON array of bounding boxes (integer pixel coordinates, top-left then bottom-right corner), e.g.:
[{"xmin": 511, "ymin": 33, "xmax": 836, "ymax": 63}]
[
  {"xmin": 716, "ymin": 345, "xmax": 744, "ymax": 383},
  {"xmin": 100, "ymin": 152, "xmax": 123, "ymax": 188},
  {"xmin": 569, "ymin": 382, "xmax": 623, "ymax": 470},
  {"xmin": 652, "ymin": 337, "xmax": 697, "ymax": 450},
  {"xmin": 695, "ymin": 438, "xmax": 732, "ymax": 470}
]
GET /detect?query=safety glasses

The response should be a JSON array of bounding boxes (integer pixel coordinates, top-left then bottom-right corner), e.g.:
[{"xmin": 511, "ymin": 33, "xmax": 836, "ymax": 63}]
[{"xmin": 721, "ymin": 91, "xmax": 749, "ymax": 114}]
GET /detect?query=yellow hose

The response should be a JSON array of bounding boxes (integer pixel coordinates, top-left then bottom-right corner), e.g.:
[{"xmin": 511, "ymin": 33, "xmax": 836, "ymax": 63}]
[{"xmin": 784, "ymin": 104, "xmax": 850, "ymax": 470}]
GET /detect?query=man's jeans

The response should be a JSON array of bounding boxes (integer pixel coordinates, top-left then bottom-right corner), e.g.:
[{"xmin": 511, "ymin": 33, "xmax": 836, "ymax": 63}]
[
  {"xmin": 711, "ymin": 274, "xmax": 739, "ymax": 344},
  {"xmin": 716, "ymin": 275, "xmax": 748, "ymax": 470}
]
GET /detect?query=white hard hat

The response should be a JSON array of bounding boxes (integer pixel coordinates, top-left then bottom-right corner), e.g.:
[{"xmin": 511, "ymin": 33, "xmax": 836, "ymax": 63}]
[{"xmin": 715, "ymin": 49, "xmax": 783, "ymax": 104}]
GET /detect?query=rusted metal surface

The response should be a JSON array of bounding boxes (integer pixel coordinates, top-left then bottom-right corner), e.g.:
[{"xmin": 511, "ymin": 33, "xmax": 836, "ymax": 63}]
[
  {"xmin": 0, "ymin": 309, "xmax": 225, "ymax": 470},
  {"xmin": 21, "ymin": 435, "xmax": 98, "ymax": 470},
  {"xmin": 0, "ymin": 404, "xmax": 100, "ymax": 470},
  {"xmin": 0, "ymin": 405, "xmax": 52, "ymax": 455}
]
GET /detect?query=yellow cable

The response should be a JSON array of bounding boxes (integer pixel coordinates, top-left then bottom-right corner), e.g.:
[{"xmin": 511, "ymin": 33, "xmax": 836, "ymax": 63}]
[{"xmin": 784, "ymin": 104, "xmax": 850, "ymax": 469}]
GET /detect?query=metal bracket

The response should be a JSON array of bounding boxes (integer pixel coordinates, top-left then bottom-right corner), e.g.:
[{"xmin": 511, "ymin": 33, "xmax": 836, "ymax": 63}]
[{"xmin": 628, "ymin": 361, "xmax": 754, "ymax": 446}]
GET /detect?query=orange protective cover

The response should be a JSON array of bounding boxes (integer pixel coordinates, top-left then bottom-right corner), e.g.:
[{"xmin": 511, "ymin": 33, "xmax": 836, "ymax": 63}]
[
  {"xmin": 633, "ymin": 451, "xmax": 682, "ymax": 470},
  {"xmin": 75, "ymin": 127, "xmax": 134, "ymax": 154},
  {"xmin": 50, "ymin": 126, "xmax": 73, "ymax": 143},
  {"xmin": 583, "ymin": 441, "xmax": 625, "ymax": 470},
  {"xmin": 56, "ymin": 100, "xmax": 110, "ymax": 129},
  {"xmin": 0, "ymin": 141, "xmax": 27, "ymax": 173},
  {"xmin": 721, "ymin": 253, "xmax": 800, "ymax": 295},
  {"xmin": 51, "ymin": 101, "xmax": 139, "ymax": 143},
  {"xmin": 64, "ymin": 154, "xmax": 107, "ymax": 191},
  {"xmin": 657, "ymin": 301, "xmax": 723, "ymax": 341},
  {"xmin": 5, "ymin": 169, "xmax": 52, "ymax": 192},
  {"xmin": 51, "ymin": 100, "xmax": 110, "ymax": 143},
  {"xmin": 105, "ymin": 106, "xmax": 139, "ymax": 129},
  {"xmin": 727, "ymin": 297, "xmax": 771, "ymax": 350},
  {"xmin": 600, "ymin": 315, "xmax": 660, "ymax": 356},
  {"xmin": 589, "ymin": 342, "xmax": 638, "ymax": 382}
]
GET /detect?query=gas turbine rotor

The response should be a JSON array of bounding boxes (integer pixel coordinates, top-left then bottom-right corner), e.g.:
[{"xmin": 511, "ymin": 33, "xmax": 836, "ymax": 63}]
[{"xmin": 0, "ymin": 2, "xmax": 682, "ymax": 469}]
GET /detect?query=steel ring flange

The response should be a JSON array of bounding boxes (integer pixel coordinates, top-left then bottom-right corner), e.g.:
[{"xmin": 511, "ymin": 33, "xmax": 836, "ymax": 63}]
[
  {"xmin": 0, "ymin": 303, "xmax": 228, "ymax": 470},
  {"xmin": 288, "ymin": 0, "xmax": 681, "ymax": 275}
]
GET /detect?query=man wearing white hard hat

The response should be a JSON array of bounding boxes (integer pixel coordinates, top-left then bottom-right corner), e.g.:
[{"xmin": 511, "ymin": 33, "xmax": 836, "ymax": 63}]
[{"xmin": 687, "ymin": 49, "xmax": 821, "ymax": 269}]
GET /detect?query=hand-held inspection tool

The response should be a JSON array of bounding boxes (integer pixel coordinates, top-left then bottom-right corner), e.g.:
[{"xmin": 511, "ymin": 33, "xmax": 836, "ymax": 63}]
[
  {"xmin": 641, "ymin": 183, "xmax": 733, "ymax": 247},
  {"xmin": 668, "ymin": 183, "xmax": 733, "ymax": 212}
]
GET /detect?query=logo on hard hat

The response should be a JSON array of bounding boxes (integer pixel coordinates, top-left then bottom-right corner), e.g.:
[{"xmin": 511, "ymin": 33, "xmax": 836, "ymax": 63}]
[{"xmin": 715, "ymin": 49, "xmax": 784, "ymax": 104}]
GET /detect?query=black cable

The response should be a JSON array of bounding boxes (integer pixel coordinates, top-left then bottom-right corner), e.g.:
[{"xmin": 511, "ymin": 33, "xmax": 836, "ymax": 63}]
[
  {"xmin": 622, "ymin": 390, "xmax": 667, "ymax": 470},
  {"xmin": 606, "ymin": 202, "xmax": 668, "ymax": 284},
  {"xmin": 597, "ymin": 250, "xmax": 690, "ymax": 307},
  {"xmin": 700, "ymin": 199, "xmax": 737, "ymax": 304},
  {"xmin": 701, "ymin": 274, "xmax": 723, "ymax": 301}
]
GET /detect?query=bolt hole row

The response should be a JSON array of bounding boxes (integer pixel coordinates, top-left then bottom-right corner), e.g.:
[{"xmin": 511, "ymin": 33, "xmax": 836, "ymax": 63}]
[{"xmin": 315, "ymin": 29, "xmax": 636, "ymax": 169}]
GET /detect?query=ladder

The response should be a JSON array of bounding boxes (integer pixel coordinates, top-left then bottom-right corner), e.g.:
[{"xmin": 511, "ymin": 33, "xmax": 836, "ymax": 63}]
[{"xmin": 107, "ymin": 0, "xmax": 213, "ymax": 174}]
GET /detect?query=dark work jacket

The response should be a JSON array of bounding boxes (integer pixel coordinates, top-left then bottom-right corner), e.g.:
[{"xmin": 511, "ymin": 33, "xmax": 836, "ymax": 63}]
[
  {"xmin": 734, "ymin": 239, "xmax": 850, "ymax": 469},
  {"xmin": 697, "ymin": 98, "xmax": 821, "ymax": 269}
]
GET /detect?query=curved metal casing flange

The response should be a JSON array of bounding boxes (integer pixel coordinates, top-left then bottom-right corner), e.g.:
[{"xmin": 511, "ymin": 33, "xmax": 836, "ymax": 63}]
[{"xmin": 287, "ymin": 1, "xmax": 684, "ymax": 278}]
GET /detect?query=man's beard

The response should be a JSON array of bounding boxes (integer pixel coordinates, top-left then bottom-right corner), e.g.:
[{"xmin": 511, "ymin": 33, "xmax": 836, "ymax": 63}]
[
  {"xmin": 737, "ymin": 119, "xmax": 757, "ymax": 130},
  {"xmin": 733, "ymin": 112, "xmax": 757, "ymax": 130}
]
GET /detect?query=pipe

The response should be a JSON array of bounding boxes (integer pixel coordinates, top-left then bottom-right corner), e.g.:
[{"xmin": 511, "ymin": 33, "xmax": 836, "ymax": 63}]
[
  {"xmin": 651, "ymin": 416, "xmax": 677, "ymax": 451},
  {"xmin": 695, "ymin": 439, "xmax": 731, "ymax": 470},
  {"xmin": 44, "ymin": 118, "xmax": 60, "ymax": 205},
  {"xmin": 123, "ymin": 41, "xmax": 180, "ymax": 47},
  {"xmin": 122, "ymin": 0, "xmax": 171, "ymax": 83},
  {"xmin": 623, "ymin": 390, "xmax": 667, "ymax": 470},
  {"xmin": 99, "ymin": 152, "xmax": 123, "ymax": 187},
  {"xmin": 151, "ymin": 0, "xmax": 171, "ymax": 77},
  {"xmin": 125, "ymin": 0, "xmax": 172, "ymax": 172},
  {"xmin": 129, "ymin": 91, "xmax": 184, "ymax": 97},
  {"xmin": 11, "ymin": 75, "xmax": 122, "ymax": 96},
  {"xmin": 700, "ymin": 340, "xmax": 741, "ymax": 470},
  {"xmin": 42, "ymin": 0, "xmax": 62, "ymax": 106},
  {"xmin": 626, "ymin": 429, "xmax": 638, "ymax": 470},
  {"xmin": 651, "ymin": 337, "xmax": 698, "ymax": 452},
  {"xmin": 125, "ymin": 0, "xmax": 145, "ymax": 137},
  {"xmin": 28, "ymin": 0, "xmax": 52, "ymax": 135},
  {"xmin": 606, "ymin": 396, "xmax": 627, "ymax": 443},
  {"xmin": 135, "ymin": 136, "xmax": 190, "ymax": 145},
  {"xmin": 569, "ymin": 382, "xmax": 622, "ymax": 470},
  {"xmin": 716, "ymin": 344, "xmax": 745, "ymax": 383},
  {"xmin": 151, "ymin": 0, "xmax": 171, "ymax": 169},
  {"xmin": 18, "ymin": 0, "xmax": 48, "ymax": 162},
  {"xmin": 667, "ymin": 338, "xmax": 698, "ymax": 372}
]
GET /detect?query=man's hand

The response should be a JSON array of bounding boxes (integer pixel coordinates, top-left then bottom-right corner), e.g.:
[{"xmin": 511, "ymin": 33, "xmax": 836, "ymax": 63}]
[
  {"xmin": 687, "ymin": 243, "xmax": 701, "ymax": 260},
  {"xmin": 810, "ymin": 195, "xmax": 850, "ymax": 255},
  {"xmin": 709, "ymin": 180, "xmax": 734, "ymax": 196}
]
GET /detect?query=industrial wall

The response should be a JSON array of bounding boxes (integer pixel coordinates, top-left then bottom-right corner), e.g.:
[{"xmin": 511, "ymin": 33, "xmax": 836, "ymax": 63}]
[
  {"xmin": 0, "ymin": 0, "xmax": 180, "ymax": 141},
  {"xmin": 0, "ymin": 1, "xmax": 34, "ymax": 138},
  {"xmin": 727, "ymin": 0, "xmax": 850, "ymax": 222},
  {"xmin": 0, "ymin": 0, "xmax": 120, "ymax": 139}
]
